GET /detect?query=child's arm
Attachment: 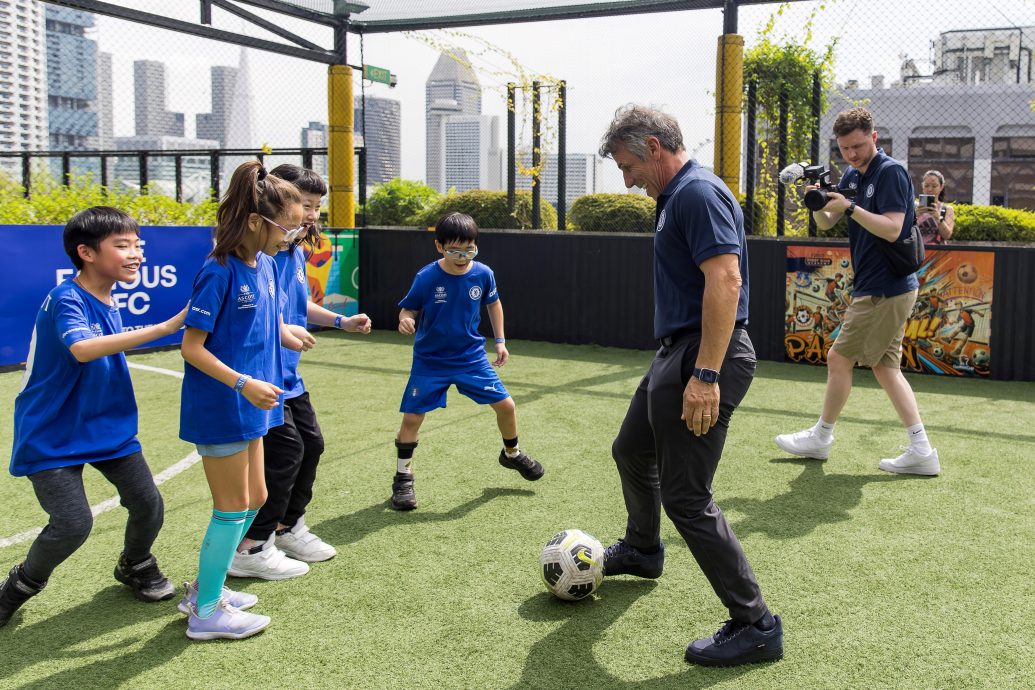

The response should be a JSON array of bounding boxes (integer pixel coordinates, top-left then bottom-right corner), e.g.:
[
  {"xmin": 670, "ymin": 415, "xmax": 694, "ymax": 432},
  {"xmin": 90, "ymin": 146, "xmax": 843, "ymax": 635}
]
[
  {"xmin": 399, "ymin": 308, "xmax": 419, "ymax": 336},
  {"xmin": 486, "ymin": 300, "xmax": 509, "ymax": 367},
  {"xmin": 68, "ymin": 306, "xmax": 187, "ymax": 363},
  {"xmin": 181, "ymin": 327, "xmax": 283, "ymax": 410},
  {"xmin": 280, "ymin": 316, "xmax": 309, "ymax": 352},
  {"xmin": 306, "ymin": 300, "xmax": 372, "ymax": 334}
]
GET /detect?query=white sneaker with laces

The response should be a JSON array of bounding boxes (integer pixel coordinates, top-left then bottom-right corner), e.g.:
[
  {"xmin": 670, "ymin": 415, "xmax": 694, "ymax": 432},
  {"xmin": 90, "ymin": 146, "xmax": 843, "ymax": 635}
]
[
  {"xmin": 879, "ymin": 447, "xmax": 940, "ymax": 476},
  {"xmin": 228, "ymin": 534, "xmax": 310, "ymax": 580},
  {"xmin": 186, "ymin": 599, "xmax": 270, "ymax": 641},
  {"xmin": 774, "ymin": 428, "xmax": 833, "ymax": 460},
  {"xmin": 275, "ymin": 517, "xmax": 337, "ymax": 563}
]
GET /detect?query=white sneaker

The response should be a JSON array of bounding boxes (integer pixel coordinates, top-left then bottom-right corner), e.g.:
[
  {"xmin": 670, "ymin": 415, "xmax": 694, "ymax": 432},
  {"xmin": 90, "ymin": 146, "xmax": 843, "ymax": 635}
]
[
  {"xmin": 228, "ymin": 535, "xmax": 310, "ymax": 580},
  {"xmin": 177, "ymin": 580, "xmax": 258, "ymax": 615},
  {"xmin": 775, "ymin": 428, "xmax": 833, "ymax": 460},
  {"xmin": 186, "ymin": 599, "xmax": 270, "ymax": 641},
  {"xmin": 879, "ymin": 447, "xmax": 941, "ymax": 476},
  {"xmin": 275, "ymin": 517, "xmax": 337, "ymax": 563}
]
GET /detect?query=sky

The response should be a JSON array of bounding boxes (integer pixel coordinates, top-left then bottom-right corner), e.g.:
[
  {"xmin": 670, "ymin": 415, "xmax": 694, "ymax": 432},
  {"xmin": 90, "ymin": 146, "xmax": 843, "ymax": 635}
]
[{"xmin": 84, "ymin": 0, "xmax": 1035, "ymax": 191}]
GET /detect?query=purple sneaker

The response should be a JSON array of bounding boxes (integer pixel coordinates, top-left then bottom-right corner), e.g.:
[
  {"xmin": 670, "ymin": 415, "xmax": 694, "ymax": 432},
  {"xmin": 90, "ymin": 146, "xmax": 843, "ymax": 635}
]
[
  {"xmin": 177, "ymin": 580, "xmax": 259, "ymax": 615},
  {"xmin": 186, "ymin": 599, "xmax": 270, "ymax": 641}
]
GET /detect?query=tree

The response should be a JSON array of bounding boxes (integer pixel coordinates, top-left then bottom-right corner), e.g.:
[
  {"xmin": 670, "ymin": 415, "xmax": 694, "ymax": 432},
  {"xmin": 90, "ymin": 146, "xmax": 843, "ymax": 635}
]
[{"xmin": 366, "ymin": 178, "xmax": 441, "ymax": 226}]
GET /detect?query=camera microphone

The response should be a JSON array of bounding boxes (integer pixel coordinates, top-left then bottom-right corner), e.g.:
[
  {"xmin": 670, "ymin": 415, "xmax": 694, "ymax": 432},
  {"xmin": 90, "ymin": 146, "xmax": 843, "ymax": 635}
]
[{"xmin": 778, "ymin": 162, "xmax": 806, "ymax": 185}]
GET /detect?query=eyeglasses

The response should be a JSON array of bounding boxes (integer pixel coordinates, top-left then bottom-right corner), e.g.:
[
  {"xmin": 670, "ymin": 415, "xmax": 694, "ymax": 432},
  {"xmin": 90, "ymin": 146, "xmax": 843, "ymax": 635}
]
[
  {"xmin": 260, "ymin": 215, "xmax": 305, "ymax": 243},
  {"xmin": 444, "ymin": 247, "xmax": 478, "ymax": 260}
]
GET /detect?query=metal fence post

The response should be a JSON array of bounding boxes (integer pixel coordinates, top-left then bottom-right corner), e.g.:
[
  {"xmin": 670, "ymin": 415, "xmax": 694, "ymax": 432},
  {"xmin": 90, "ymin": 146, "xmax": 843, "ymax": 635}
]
[
  {"xmin": 777, "ymin": 89, "xmax": 788, "ymax": 236},
  {"xmin": 745, "ymin": 79, "xmax": 757, "ymax": 235},
  {"xmin": 532, "ymin": 80, "xmax": 541, "ymax": 229},
  {"xmin": 809, "ymin": 71, "xmax": 821, "ymax": 237}
]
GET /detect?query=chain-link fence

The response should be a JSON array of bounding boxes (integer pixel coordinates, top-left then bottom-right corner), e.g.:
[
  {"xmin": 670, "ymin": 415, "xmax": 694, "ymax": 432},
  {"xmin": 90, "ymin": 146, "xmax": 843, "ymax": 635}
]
[{"xmin": 2, "ymin": 1, "xmax": 1033, "ymax": 233}]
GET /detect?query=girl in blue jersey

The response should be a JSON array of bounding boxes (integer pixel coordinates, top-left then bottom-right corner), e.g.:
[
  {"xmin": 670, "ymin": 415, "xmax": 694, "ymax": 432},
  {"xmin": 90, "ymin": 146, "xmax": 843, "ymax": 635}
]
[
  {"xmin": 178, "ymin": 160, "xmax": 306, "ymax": 640},
  {"xmin": 1, "ymin": 207, "xmax": 185, "ymax": 628},
  {"xmin": 391, "ymin": 212, "xmax": 545, "ymax": 511},
  {"xmin": 227, "ymin": 164, "xmax": 372, "ymax": 580}
]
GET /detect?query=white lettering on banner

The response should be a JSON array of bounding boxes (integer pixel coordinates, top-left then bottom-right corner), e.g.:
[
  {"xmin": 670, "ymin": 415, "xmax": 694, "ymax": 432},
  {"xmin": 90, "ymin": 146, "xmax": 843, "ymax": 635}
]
[
  {"xmin": 56, "ymin": 268, "xmax": 75, "ymax": 284},
  {"xmin": 111, "ymin": 291, "xmax": 151, "ymax": 315},
  {"xmin": 117, "ymin": 265, "xmax": 178, "ymax": 290}
]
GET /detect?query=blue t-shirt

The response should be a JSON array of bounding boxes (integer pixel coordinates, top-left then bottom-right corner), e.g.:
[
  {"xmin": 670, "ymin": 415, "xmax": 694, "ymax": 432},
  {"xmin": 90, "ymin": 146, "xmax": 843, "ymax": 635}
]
[
  {"xmin": 653, "ymin": 159, "xmax": 750, "ymax": 339},
  {"xmin": 399, "ymin": 260, "xmax": 499, "ymax": 375},
  {"xmin": 837, "ymin": 149, "xmax": 920, "ymax": 297},
  {"xmin": 10, "ymin": 280, "xmax": 141, "ymax": 477},
  {"xmin": 274, "ymin": 246, "xmax": 309, "ymax": 400},
  {"xmin": 180, "ymin": 254, "xmax": 284, "ymax": 445}
]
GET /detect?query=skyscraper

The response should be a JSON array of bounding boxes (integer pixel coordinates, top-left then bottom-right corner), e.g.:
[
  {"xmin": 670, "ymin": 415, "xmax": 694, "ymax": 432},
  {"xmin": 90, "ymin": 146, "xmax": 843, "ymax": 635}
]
[
  {"xmin": 354, "ymin": 95, "xmax": 401, "ymax": 184},
  {"xmin": 425, "ymin": 49, "xmax": 481, "ymax": 192},
  {"xmin": 44, "ymin": 6, "xmax": 98, "ymax": 151},
  {"xmin": 444, "ymin": 115, "xmax": 500, "ymax": 192},
  {"xmin": 197, "ymin": 65, "xmax": 237, "ymax": 147},
  {"xmin": 300, "ymin": 120, "xmax": 327, "ymax": 178},
  {"xmin": 0, "ymin": 0, "xmax": 48, "ymax": 156},
  {"xmin": 133, "ymin": 60, "xmax": 184, "ymax": 138},
  {"xmin": 514, "ymin": 153, "xmax": 602, "ymax": 209},
  {"xmin": 96, "ymin": 51, "xmax": 113, "ymax": 150}
]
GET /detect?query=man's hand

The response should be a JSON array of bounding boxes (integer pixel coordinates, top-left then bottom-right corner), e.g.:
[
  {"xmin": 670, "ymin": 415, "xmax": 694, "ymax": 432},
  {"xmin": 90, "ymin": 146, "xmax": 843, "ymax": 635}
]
[
  {"xmin": 681, "ymin": 377, "xmax": 720, "ymax": 436},
  {"xmin": 492, "ymin": 342, "xmax": 509, "ymax": 367},
  {"xmin": 820, "ymin": 190, "xmax": 852, "ymax": 212},
  {"xmin": 399, "ymin": 317, "xmax": 416, "ymax": 335}
]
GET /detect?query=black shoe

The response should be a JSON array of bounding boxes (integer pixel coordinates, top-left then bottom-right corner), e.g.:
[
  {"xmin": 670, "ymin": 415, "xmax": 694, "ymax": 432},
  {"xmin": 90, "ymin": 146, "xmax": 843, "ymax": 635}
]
[
  {"xmin": 391, "ymin": 472, "xmax": 417, "ymax": 511},
  {"xmin": 0, "ymin": 564, "xmax": 46, "ymax": 627},
  {"xmin": 498, "ymin": 449, "xmax": 544, "ymax": 481},
  {"xmin": 684, "ymin": 615, "xmax": 784, "ymax": 667},
  {"xmin": 114, "ymin": 553, "xmax": 175, "ymax": 602},
  {"xmin": 603, "ymin": 540, "xmax": 664, "ymax": 579}
]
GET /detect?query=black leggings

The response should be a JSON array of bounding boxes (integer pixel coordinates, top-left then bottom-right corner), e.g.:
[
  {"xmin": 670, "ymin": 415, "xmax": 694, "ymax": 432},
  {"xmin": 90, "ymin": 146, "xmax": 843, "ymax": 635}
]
[{"xmin": 23, "ymin": 452, "xmax": 163, "ymax": 582}]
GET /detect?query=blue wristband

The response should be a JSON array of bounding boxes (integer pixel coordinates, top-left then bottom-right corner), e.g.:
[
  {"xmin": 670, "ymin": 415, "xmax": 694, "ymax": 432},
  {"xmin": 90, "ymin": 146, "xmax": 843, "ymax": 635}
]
[
  {"xmin": 334, "ymin": 315, "xmax": 343, "ymax": 330},
  {"xmin": 233, "ymin": 374, "xmax": 251, "ymax": 393},
  {"xmin": 495, "ymin": 337, "xmax": 506, "ymax": 344}
]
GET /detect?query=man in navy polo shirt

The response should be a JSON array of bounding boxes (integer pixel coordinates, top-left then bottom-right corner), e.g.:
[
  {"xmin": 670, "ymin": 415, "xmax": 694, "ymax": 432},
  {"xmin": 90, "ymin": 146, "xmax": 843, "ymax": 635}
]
[
  {"xmin": 598, "ymin": 104, "xmax": 782, "ymax": 667},
  {"xmin": 775, "ymin": 107, "xmax": 940, "ymax": 476}
]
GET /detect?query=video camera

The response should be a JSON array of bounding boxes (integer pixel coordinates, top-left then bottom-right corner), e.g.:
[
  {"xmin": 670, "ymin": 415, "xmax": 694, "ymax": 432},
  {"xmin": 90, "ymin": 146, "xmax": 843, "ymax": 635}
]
[{"xmin": 779, "ymin": 162, "xmax": 853, "ymax": 212}]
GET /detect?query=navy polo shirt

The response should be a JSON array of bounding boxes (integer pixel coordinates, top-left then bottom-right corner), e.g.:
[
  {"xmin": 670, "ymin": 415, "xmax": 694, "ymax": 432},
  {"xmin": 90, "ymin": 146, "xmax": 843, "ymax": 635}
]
[
  {"xmin": 653, "ymin": 159, "xmax": 749, "ymax": 340},
  {"xmin": 837, "ymin": 149, "xmax": 919, "ymax": 297}
]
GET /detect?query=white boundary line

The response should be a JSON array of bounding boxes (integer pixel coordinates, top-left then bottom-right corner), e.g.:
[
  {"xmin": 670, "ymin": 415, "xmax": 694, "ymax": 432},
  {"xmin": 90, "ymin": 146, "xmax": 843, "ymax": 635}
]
[{"xmin": 0, "ymin": 362, "xmax": 198, "ymax": 550}]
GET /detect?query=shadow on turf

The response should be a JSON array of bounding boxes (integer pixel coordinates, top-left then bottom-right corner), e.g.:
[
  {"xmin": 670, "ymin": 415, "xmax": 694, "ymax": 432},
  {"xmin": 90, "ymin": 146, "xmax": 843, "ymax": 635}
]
[
  {"xmin": 311, "ymin": 486, "xmax": 536, "ymax": 546},
  {"xmin": 0, "ymin": 584, "xmax": 188, "ymax": 686},
  {"xmin": 723, "ymin": 458, "xmax": 902, "ymax": 540},
  {"xmin": 512, "ymin": 581, "xmax": 754, "ymax": 689}
]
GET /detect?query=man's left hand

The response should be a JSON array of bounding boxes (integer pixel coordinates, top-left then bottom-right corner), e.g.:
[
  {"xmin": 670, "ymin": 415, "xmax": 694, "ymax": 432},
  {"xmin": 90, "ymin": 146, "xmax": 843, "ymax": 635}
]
[{"xmin": 681, "ymin": 377, "xmax": 720, "ymax": 436}]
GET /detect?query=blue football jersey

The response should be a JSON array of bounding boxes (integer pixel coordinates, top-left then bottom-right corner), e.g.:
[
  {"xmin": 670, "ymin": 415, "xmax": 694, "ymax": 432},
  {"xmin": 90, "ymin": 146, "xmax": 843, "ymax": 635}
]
[{"xmin": 274, "ymin": 246, "xmax": 309, "ymax": 400}]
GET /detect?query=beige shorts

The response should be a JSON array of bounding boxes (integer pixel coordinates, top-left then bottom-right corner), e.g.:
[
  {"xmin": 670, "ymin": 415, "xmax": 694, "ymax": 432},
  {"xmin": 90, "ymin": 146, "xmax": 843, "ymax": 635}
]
[{"xmin": 831, "ymin": 289, "xmax": 917, "ymax": 368}]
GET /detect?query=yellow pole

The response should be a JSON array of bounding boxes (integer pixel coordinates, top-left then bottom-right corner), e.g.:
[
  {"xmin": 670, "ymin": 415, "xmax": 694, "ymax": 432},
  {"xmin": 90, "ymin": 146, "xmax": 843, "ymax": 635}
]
[
  {"xmin": 327, "ymin": 64, "xmax": 355, "ymax": 228},
  {"xmin": 713, "ymin": 33, "xmax": 744, "ymax": 197}
]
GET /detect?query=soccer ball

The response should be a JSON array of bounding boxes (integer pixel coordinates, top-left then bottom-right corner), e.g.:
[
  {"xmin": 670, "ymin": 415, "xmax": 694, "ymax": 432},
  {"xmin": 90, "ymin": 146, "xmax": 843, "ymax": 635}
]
[
  {"xmin": 931, "ymin": 344, "xmax": 945, "ymax": 359},
  {"xmin": 971, "ymin": 348, "xmax": 990, "ymax": 368},
  {"xmin": 540, "ymin": 529, "xmax": 604, "ymax": 601},
  {"xmin": 840, "ymin": 258, "xmax": 850, "ymax": 268},
  {"xmin": 956, "ymin": 263, "xmax": 978, "ymax": 284}
]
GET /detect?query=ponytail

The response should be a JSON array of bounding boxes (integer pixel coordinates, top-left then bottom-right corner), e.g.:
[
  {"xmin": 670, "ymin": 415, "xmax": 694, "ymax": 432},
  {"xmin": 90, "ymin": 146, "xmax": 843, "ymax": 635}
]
[{"xmin": 211, "ymin": 160, "xmax": 302, "ymax": 264}]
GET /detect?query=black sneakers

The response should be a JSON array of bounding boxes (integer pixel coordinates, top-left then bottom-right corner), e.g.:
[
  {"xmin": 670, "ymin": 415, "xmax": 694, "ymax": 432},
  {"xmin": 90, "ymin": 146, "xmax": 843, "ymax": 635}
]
[
  {"xmin": 498, "ymin": 449, "xmax": 545, "ymax": 481},
  {"xmin": 603, "ymin": 540, "xmax": 665, "ymax": 579},
  {"xmin": 0, "ymin": 564, "xmax": 46, "ymax": 627},
  {"xmin": 113, "ymin": 553, "xmax": 175, "ymax": 602},
  {"xmin": 391, "ymin": 472, "xmax": 417, "ymax": 511},
  {"xmin": 684, "ymin": 615, "xmax": 784, "ymax": 667}
]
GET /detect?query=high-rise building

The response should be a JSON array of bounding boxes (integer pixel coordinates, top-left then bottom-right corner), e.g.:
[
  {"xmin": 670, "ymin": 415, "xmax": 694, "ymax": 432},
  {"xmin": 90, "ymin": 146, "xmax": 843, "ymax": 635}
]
[
  {"xmin": 96, "ymin": 51, "xmax": 113, "ymax": 150},
  {"xmin": 444, "ymin": 115, "xmax": 500, "ymax": 193},
  {"xmin": 0, "ymin": 0, "xmax": 49, "ymax": 157},
  {"xmin": 112, "ymin": 134, "xmax": 219, "ymax": 202},
  {"xmin": 133, "ymin": 60, "xmax": 184, "ymax": 138},
  {"xmin": 196, "ymin": 65, "xmax": 237, "ymax": 147},
  {"xmin": 44, "ymin": 7, "xmax": 98, "ymax": 151},
  {"xmin": 515, "ymin": 153, "xmax": 602, "ymax": 209},
  {"xmin": 300, "ymin": 120, "xmax": 327, "ymax": 178},
  {"xmin": 354, "ymin": 95, "xmax": 401, "ymax": 184},
  {"xmin": 426, "ymin": 49, "xmax": 481, "ymax": 192}
]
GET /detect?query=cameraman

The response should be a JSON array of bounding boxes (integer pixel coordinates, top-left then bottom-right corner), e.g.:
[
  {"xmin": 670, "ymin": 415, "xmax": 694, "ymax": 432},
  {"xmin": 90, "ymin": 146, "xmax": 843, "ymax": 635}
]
[{"xmin": 775, "ymin": 107, "xmax": 940, "ymax": 476}]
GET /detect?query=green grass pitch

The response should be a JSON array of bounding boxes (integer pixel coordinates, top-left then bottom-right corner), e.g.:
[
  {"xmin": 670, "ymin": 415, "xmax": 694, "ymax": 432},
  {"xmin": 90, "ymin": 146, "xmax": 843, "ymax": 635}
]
[{"xmin": 1, "ymin": 332, "xmax": 1033, "ymax": 688}]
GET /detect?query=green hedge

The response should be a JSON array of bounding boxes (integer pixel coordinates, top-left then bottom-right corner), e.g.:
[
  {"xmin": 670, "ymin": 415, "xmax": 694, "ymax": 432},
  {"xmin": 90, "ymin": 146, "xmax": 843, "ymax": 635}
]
[
  {"xmin": 816, "ymin": 202, "xmax": 1035, "ymax": 242},
  {"xmin": 568, "ymin": 193, "xmax": 655, "ymax": 233},
  {"xmin": 418, "ymin": 190, "xmax": 557, "ymax": 230},
  {"xmin": 366, "ymin": 178, "xmax": 440, "ymax": 226}
]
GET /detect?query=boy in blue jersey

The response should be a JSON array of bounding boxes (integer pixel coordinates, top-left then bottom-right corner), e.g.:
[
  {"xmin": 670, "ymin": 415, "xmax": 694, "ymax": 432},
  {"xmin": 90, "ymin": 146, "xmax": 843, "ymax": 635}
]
[
  {"xmin": 391, "ymin": 212, "xmax": 544, "ymax": 511},
  {"xmin": 1, "ymin": 207, "xmax": 186, "ymax": 628}
]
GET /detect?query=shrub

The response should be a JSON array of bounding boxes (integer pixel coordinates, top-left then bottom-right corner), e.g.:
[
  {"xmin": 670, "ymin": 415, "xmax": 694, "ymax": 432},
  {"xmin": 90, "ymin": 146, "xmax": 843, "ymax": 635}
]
[
  {"xmin": 418, "ymin": 190, "xmax": 557, "ymax": 230},
  {"xmin": 569, "ymin": 193, "xmax": 655, "ymax": 233},
  {"xmin": 366, "ymin": 178, "xmax": 440, "ymax": 226}
]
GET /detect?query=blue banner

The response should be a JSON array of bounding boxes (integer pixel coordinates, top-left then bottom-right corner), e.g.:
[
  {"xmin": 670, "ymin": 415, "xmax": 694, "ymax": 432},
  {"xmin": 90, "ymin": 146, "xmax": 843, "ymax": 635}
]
[{"xmin": 1, "ymin": 225, "xmax": 213, "ymax": 366}]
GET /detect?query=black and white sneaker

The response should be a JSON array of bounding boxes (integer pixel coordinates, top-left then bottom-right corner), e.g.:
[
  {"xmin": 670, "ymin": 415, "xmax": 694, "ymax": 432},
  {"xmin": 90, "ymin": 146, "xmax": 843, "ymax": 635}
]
[
  {"xmin": 114, "ymin": 553, "xmax": 175, "ymax": 602},
  {"xmin": 498, "ymin": 449, "xmax": 545, "ymax": 481},
  {"xmin": 0, "ymin": 564, "xmax": 46, "ymax": 627},
  {"xmin": 391, "ymin": 472, "xmax": 417, "ymax": 511}
]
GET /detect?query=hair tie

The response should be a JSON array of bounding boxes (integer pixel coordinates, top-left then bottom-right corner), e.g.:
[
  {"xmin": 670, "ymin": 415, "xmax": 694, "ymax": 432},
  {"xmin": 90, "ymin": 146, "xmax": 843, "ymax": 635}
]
[{"xmin": 257, "ymin": 167, "xmax": 268, "ymax": 181}]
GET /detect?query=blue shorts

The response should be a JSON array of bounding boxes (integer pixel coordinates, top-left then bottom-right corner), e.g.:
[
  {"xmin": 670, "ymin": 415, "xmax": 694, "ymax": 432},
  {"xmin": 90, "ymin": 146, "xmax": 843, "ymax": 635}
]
[
  {"xmin": 400, "ymin": 362, "xmax": 510, "ymax": 414},
  {"xmin": 196, "ymin": 440, "xmax": 249, "ymax": 458}
]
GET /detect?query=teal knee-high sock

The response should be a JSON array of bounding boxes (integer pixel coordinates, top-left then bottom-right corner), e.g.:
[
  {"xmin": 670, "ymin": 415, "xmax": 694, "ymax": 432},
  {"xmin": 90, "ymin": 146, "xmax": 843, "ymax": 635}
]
[
  {"xmin": 237, "ymin": 509, "xmax": 259, "ymax": 549},
  {"xmin": 196, "ymin": 509, "xmax": 247, "ymax": 618}
]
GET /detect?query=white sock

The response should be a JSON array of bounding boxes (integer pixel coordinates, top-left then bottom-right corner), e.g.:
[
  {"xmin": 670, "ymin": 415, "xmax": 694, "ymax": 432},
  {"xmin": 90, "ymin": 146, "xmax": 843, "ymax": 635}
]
[
  {"xmin": 907, "ymin": 423, "xmax": 932, "ymax": 455},
  {"xmin": 397, "ymin": 457, "xmax": 413, "ymax": 475},
  {"xmin": 812, "ymin": 418, "xmax": 835, "ymax": 441},
  {"xmin": 505, "ymin": 446, "xmax": 521, "ymax": 458}
]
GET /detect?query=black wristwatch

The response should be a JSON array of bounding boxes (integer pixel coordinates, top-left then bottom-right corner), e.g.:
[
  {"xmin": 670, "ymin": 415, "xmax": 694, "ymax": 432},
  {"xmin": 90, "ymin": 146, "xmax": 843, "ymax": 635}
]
[
  {"xmin": 693, "ymin": 367, "xmax": 720, "ymax": 384},
  {"xmin": 844, "ymin": 201, "xmax": 856, "ymax": 218}
]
